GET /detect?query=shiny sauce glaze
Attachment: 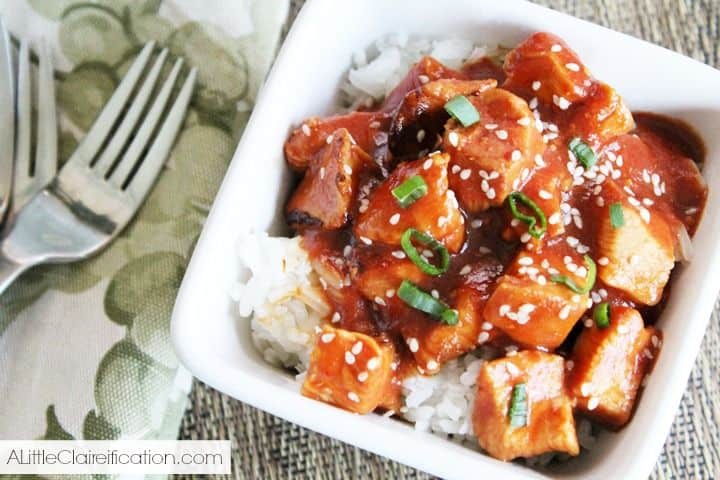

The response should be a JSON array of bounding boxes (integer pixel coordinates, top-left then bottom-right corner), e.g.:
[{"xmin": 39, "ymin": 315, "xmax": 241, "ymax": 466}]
[{"xmin": 284, "ymin": 32, "xmax": 707, "ymax": 446}]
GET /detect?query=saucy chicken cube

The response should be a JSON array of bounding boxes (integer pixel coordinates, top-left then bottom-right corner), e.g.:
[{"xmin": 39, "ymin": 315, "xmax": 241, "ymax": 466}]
[
  {"xmin": 287, "ymin": 129, "xmax": 372, "ymax": 230},
  {"xmin": 302, "ymin": 326, "xmax": 396, "ymax": 414},
  {"xmin": 285, "ymin": 112, "xmax": 389, "ymax": 171},
  {"xmin": 483, "ymin": 248, "xmax": 590, "ymax": 349},
  {"xmin": 390, "ymin": 78, "xmax": 496, "ymax": 156},
  {"xmin": 473, "ymin": 350, "xmax": 579, "ymax": 461},
  {"xmin": 503, "ymin": 32, "xmax": 592, "ymax": 107},
  {"xmin": 444, "ymin": 88, "xmax": 544, "ymax": 213},
  {"xmin": 398, "ymin": 258, "xmax": 504, "ymax": 372},
  {"xmin": 567, "ymin": 307, "xmax": 659, "ymax": 428},
  {"xmin": 564, "ymin": 82, "xmax": 634, "ymax": 146},
  {"xmin": 354, "ymin": 152, "xmax": 465, "ymax": 252},
  {"xmin": 597, "ymin": 202, "xmax": 675, "ymax": 305},
  {"xmin": 382, "ymin": 56, "xmax": 467, "ymax": 112}
]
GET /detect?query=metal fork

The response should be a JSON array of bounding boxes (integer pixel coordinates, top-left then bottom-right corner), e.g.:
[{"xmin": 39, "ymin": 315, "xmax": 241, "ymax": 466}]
[
  {"xmin": 0, "ymin": 42, "xmax": 197, "ymax": 294},
  {"xmin": 0, "ymin": 18, "xmax": 14, "ymax": 225},
  {"xmin": 13, "ymin": 38, "xmax": 57, "ymax": 215}
]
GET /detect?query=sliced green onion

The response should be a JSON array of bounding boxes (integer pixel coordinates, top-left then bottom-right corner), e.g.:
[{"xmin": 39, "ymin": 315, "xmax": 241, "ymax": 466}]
[
  {"xmin": 609, "ymin": 202, "xmax": 624, "ymax": 229},
  {"xmin": 551, "ymin": 255, "xmax": 597, "ymax": 294},
  {"xmin": 594, "ymin": 302, "xmax": 611, "ymax": 328},
  {"xmin": 444, "ymin": 95, "xmax": 480, "ymax": 127},
  {"xmin": 392, "ymin": 175, "xmax": 428, "ymax": 208},
  {"xmin": 568, "ymin": 137, "xmax": 597, "ymax": 169},
  {"xmin": 507, "ymin": 192, "xmax": 547, "ymax": 238},
  {"xmin": 509, "ymin": 383, "xmax": 528, "ymax": 427},
  {"xmin": 400, "ymin": 228, "xmax": 450, "ymax": 276},
  {"xmin": 397, "ymin": 280, "xmax": 458, "ymax": 325}
]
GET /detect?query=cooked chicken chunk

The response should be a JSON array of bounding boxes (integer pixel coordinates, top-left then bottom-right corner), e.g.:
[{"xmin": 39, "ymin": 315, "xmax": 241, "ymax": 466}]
[
  {"xmin": 567, "ymin": 307, "xmax": 659, "ymax": 428},
  {"xmin": 354, "ymin": 152, "xmax": 465, "ymax": 252},
  {"xmin": 503, "ymin": 32, "xmax": 593, "ymax": 108},
  {"xmin": 382, "ymin": 56, "xmax": 467, "ymax": 112},
  {"xmin": 398, "ymin": 257, "xmax": 504, "ymax": 372},
  {"xmin": 483, "ymin": 247, "xmax": 590, "ymax": 349},
  {"xmin": 597, "ymin": 201, "xmax": 675, "ymax": 305},
  {"xmin": 473, "ymin": 350, "xmax": 579, "ymax": 461},
  {"xmin": 390, "ymin": 78, "xmax": 496, "ymax": 156},
  {"xmin": 302, "ymin": 326, "xmax": 396, "ymax": 414},
  {"xmin": 285, "ymin": 112, "xmax": 389, "ymax": 171},
  {"xmin": 565, "ymin": 82, "xmax": 634, "ymax": 145},
  {"xmin": 287, "ymin": 129, "xmax": 372, "ymax": 229},
  {"xmin": 444, "ymin": 88, "xmax": 544, "ymax": 213}
]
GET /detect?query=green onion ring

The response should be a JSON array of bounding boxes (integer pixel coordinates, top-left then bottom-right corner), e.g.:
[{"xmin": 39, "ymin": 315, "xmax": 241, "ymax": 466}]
[
  {"xmin": 550, "ymin": 255, "xmax": 597, "ymax": 294},
  {"xmin": 397, "ymin": 280, "xmax": 458, "ymax": 325},
  {"xmin": 507, "ymin": 191, "xmax": 547, "ymax": 238},
  {"xmin": 400, "ymin": 228, "xmax": 450, "ymax": 276}
]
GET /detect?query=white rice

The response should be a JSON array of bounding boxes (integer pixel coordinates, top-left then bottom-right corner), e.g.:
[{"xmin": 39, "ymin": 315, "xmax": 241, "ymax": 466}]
[{"xmin": 231, "ymin": 35, "xmax": 598, "ymax": 463}]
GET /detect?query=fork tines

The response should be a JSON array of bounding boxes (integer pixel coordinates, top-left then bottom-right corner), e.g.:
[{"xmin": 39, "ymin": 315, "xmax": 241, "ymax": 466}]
[{"xmin": 62, "ymin": 41, "xmax": 197, "ymax": 201}]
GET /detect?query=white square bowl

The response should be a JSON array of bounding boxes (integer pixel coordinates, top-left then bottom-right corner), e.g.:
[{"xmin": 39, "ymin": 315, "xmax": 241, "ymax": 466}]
[{"xmin": 171, "ymin": 0, "xmax": 720, "ymax": 478}]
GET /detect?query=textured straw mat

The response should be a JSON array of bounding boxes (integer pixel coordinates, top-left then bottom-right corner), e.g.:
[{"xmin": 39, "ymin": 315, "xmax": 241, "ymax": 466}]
[{"xmin": 177, "ymin": 0, "xmax": 720, "ymax": 478}]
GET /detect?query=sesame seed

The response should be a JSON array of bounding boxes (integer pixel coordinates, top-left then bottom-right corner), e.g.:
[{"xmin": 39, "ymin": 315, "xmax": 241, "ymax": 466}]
[
  {"xmin": 487, "ymin": 188, "xmax": 496, "ymax": 200},
  {"xmin": 369, "ymin": 120, "xmax": 381, "ymax": 129},
  {"xmin": 301, "ymin": 124, "xmax": 311, "ymax": 136},
  {"xmin": 517, "ymin": 117, "xmax": 531, "ymax": 126},
  {"xmin": 587, "ymin": 397, "xmax": 599, "ymax": 410},
  {"xmin": 535, "ymin": 154, "xmax": 546, "ymax": 168},
  {"xmin": 529, "ymin": 97, "xmax": 539, "ymax": 109},
  {"xmin": 319, "ymin": 167, "xmax": 326, "ymax": 180},
  {"xmin": 331, "ymin": 312, "xmax": 341, "ymax": 323},
  {"xmin": 471, "ymin": 219, "xmax": 483, "ymax": 229},
  {"xmin": 553, "ymin": 95, "xmax": 571, "ymax": 110},
  {"xmin": 584, "ymin": 318, "xmax": 594, "ymax": 328},
  {"xmin": 596, "ymin": 197, "xmax": 605, "ymax": 207},
  {"xmin": 520, "ymin": 232, "xmax": 532, "ymax": 243},
  {"xmin": 478, "ymin": 331, "xmax": 490, "ymax": 343},
  {"xmin": 499, "ymin": 304, "xmax": 511, "ymax": 316},
  {"xmin": 551, "ymin": 44, "xmax": 563, "ymax": 52},
  {"xmin": 360, "ymin": 236, "xmax": 373, "ymax": 245},
  {"xmin": 495, "ymin": 130, "xmax": 508, "ymax": 140},
  {"xmin": 451, "ymin": 164, "xmax": 461, "ymax": 174},
  {"xmin": 548, "ymin": 212, "xmax": 561, "ymax": 225},
  {"xmin": 431, "ymin": 289, "xmax": 440, "ymax": 299},
  {"xmin": 392, "ymin": 250, "xmax": 406, "ymax": 259},
  {"xmin": 321, "ymin": 333, "xmax": 335, "ymax": 343},
  {"xmin": 374, "ymin": 296, "xmax": 386, "ymax": 307},
  {"xmin": 566, "ymin": 62, "xmax": 580, "ymax": 72},
  {"xmin": 459, "ymin": 168, "xmax": 472, "ymax": 180},
  {"xmin": 389, "ymin": 213, "xmax": 400, "ymax": 225},
  {"xmin": 511, "ymin": 150, "xmax": 522, "ymax": 161},
  {"xmin": 345, "ymin": 351, "xmax": 356, "ymax": 364},
  {"xmin": 407, "ymin": 338, "xmax": 419, "ymax": 352},
  {"xmin": 423, "ymin": 158, "xmax": 433, "ymax": 170},
  {"xmin": 482, "ymin": 322, "xmax": 493, "ymax": 331},
  {"xmin": 357, "ymin": 372, "xmax": 369, "ymax": 382},
  {"xmin": 459, "ymin": 265, "xmax": 472, "ymax": 275},
  {"xmin": 418, "ymin": 74, "xmax": 430, "ymax": 84},
  {"xmin": 326, "ymin": 134, "xmax": 334, "ymax": 144},
  {"xmin": 351, "ymin": 341, "xmax": 364, "ymax": 355},
  {"xmin": 580, "ymin": 382, "xmax": 592, "ymax": 396},
  {"xmin": 367, "ymin": 356, "xmax": 380, "ymax": 370},
  {"xmin": 448, "ymin": 131, "xmax": 459, "ymax": 147},
  {"xmin": 427, "ymin": 360, "xmax": 439, "ymax": 370},
  {"xmin": 532, "ymin": 80, "xmax": 541, "ymax": 91},
  {"xmin": 484, "ymin": 123, "xmax": 498, "ymax": 130},
  {"xmin": 416, "ymin": 129, "xmax": 426, "ymax": 143},
  {"xmin": 639, "ymin": 207, "xmax": 651, "ymax": 223},
  {"xmin": 597, "ymin": 257, "xmax": 609, "ymax": 266},
  {"xmin": 348, "ymin": 392, "xmax": 360, "ymax": 403},
  {"xmin": 559, "ymin": 305, "xmax": 571, "ymax": 320},
  {"xmin": 538, "ymin": 189, "xmax": 552, "ymax": 200},
  {"xmin": 518, "ymin": 256, "xmax": 533, "ymax": 266}
]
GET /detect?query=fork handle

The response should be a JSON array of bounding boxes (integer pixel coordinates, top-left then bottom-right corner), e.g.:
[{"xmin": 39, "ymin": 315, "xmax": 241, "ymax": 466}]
[{"xmin": 0, "ymin": 256, "xmax": 28, "ymax": 297}]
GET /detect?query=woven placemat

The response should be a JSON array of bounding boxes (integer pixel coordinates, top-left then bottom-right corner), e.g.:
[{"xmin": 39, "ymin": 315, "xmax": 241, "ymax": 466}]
[{"xmin": 177, "ymin": 1, "xmax": 720, "ymax": 478}]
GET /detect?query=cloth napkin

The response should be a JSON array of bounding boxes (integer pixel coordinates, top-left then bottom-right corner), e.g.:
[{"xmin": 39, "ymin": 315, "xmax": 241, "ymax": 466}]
[{"xmin": 0, "ymin": 0, "xmax": 287, "ymax": 450}]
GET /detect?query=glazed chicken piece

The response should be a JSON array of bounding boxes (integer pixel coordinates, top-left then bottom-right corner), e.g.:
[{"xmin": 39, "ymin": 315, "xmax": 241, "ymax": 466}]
[
  {"xmin": 285, "ymin": 112, "xmax": 389, "ymax": 171},
  {"xmin": 390, "ymin": 78, "xmax": 496, "ymax": 156},
  {"xmin": 302, "ymin": 326, "xmax": 396, "ymax": 414},
  {"xmin": 287, "ymin": 129, "xmax": 373, "ymax": 230},
  {"xmin": 382, "ymin": 56, "xmax": 468, "ymax": 112},
  {"xmin": 596, "ymin": 184, "xmax": 675, "ymax": 305},
  {"xmin": 567, "ymin": 307, "xmax": 660, "ymax": 428},
  {"xmin": 355, "ymin": 254, "xmax": 425, "ymax": 304},
  {"xmin": 354, "ymin": 151, "xmax": 466, "ymax": 252},
  {"xmin": 443, "ymin": 88, "xmax": 544, "ymax": 213},
  {"xmin": 483, "ymin": 245, "xmax": 590, "ymax": 349},
  {"xmin": 503, "ymin": 32, "xmax": 593, "ymax": 108},
  {"xmin": 564, "ymin": 82, "xmax": 634, "ymax": 146},
  {"xmin": 473, "ymin": 350, "xmax": 579, "ymax": 461},
  {"xmin": 397, "ymin": 257, "xmax": 504, "ymax": 372}
]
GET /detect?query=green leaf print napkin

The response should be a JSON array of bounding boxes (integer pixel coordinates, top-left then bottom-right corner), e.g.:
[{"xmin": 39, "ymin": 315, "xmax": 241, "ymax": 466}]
[{"xmin": 0, "ymin": 0, "xmax": 288, "ymax": 449}]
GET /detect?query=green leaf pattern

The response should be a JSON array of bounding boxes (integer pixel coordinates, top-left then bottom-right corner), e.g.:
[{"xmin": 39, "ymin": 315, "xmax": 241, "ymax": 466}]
[{"xmin": 0, "ymin": 0, "xmax": 288, "ymax": 451}]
